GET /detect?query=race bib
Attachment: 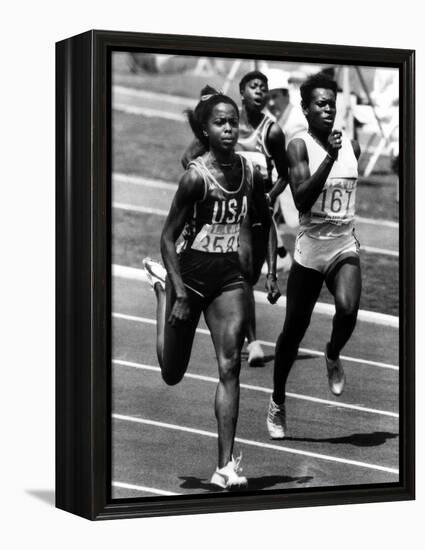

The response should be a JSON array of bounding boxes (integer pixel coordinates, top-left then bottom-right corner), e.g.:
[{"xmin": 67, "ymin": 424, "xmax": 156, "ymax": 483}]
[
  {"xmin": 191, "ymin": 223, "xmax": 240, "ymax": 253},
  {"xmin": 311, "ymin": 178, "xmax": 356, "ymax": 225}
]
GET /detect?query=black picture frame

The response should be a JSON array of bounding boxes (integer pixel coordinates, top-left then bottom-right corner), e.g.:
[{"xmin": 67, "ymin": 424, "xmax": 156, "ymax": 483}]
[{"xmin": 56, "ymin": 29, "xmax": 415, "ymax": 521}]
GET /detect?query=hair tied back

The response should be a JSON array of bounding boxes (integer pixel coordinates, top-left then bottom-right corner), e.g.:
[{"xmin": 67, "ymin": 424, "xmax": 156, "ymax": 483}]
[{"xmin": 200, "ymin": 89, "xmax": 223, "ymax": 102}]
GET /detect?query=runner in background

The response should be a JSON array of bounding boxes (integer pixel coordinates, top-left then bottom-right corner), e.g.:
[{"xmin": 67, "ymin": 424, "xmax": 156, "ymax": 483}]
[
  {"xmin": 264, "ymin": 68, "xmax": 308, "ymax": 272},
  {"xmin": 144, "ymin": 86, "xmax": 280, "ymax": 488}
]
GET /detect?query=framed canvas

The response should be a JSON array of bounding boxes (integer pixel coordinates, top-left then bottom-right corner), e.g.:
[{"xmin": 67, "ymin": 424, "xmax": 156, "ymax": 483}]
[{"xmin": 56, "ymin": 30, "xmax": 415, "ymax": 520}]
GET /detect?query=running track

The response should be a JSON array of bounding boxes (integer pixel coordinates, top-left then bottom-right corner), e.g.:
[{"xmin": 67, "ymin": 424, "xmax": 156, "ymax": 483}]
[{"xmin": 111, "ymin": 276, "xmax": 398, "ymax": 498}]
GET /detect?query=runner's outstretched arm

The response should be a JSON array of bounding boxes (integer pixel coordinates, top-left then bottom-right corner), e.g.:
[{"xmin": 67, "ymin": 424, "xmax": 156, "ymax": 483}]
[
  {"xmin": 266, "ymin": 122, "xmax": 289, "ymax": 204},
  {"xmin": 251, "ymin": 169, "xmax": 281, "ymax": 304},
  {"xmin": 160, "ymin": 169, "xmax": 204, "ymax": 324}
]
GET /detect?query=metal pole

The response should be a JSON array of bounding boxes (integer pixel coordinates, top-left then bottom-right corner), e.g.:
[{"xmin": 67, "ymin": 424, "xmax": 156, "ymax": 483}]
[
  {"xmin": 222, "ymin": 59, "xmax": 242, "ymax": 94},
  {"xmin": 342, "ymin": 67, "xmax": 354, "ymax": 138},
  {"xmin": 355, "ymin": 66, "xmax": 386, "ymax": 139}
]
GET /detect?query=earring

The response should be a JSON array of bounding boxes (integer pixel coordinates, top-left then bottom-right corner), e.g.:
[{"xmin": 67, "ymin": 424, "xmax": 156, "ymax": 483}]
[{"xmin": 203, "ymin": 131, "xmax": 208, "ymax": 137}]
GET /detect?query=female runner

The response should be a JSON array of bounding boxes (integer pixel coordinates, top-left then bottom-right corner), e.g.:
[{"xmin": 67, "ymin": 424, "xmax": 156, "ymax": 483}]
[
  {"xmin": 144, "ymin": 87, "xmax": 280, "ymax": 488},
  {"xmin": 267, "ymin": 73, "xmax": 362, "ymax": 439}
]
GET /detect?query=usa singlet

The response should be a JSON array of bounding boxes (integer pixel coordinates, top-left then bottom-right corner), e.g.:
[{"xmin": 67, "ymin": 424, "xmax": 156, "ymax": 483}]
[
  {"xmin": 299, "ymin": 131, "xmax": 358, "ymax": 239},
  {"xmin": 179, "ymin": 154, "xmax": 252, "ymax": 255}
]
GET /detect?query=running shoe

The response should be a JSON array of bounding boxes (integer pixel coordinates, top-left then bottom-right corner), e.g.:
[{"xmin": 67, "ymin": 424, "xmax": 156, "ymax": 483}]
[
  {"xmin": 266, "ymin": 396, "xmax": 286, "ymax": 439},
  {"xmin": 247, "ymin": 340, "xmax": 264, "ymax": 367},
  {"xmin": 210, "ymin": 454, "xmax": 248, "ymax": 489},
  {"xmin": 325, "ymin": 344, "xmax": 346, "ymax": 396},
  {"xmin": 142, "ymin": 257, "xmax": 166, "ymax": 291}
]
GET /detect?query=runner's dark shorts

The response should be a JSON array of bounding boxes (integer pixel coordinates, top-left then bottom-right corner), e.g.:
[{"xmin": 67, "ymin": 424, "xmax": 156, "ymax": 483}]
[{"xmin": 177, "ymin": 249, "xmax": 245, "ymax": 308}]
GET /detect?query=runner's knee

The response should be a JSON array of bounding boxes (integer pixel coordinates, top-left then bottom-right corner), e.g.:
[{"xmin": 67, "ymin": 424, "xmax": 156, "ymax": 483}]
[
  {"xmin": 335, "ymin": 293, "xmax": 359, "ymax": 319},
  {"xmin": 217, "ymin": 351, "xmax": 241, "ymax": 383}
]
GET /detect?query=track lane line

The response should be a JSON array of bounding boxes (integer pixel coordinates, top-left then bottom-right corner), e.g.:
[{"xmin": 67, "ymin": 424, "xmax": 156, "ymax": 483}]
[
  {"xmin": 114, "ymin": 199, "xmax": 400, "ymax": 259},
  {"xmin": 112, "ymin": 265, "xmax": 399, "ymax": 328},
  {"xmin": 112, "ymin": 312, "xmax": 399, "ymax": 371},
  {"xmin": 357, "ymin": 216, "xmax": 399, "ymax": 229},
  {"xmin": 113, "ymin": 414, "xmax": 399, "ymax": 475},
  {"xmin": 361, "ymin": 245, "xmax": 398, "ymax": 257},
  {"xmin": 114, "ymin": 202, "xmax": 168, "ymax": 216},
  {"xmin": 114, "ymin": 103, "xmax": 186, "ymax": 121},
  {"xmin": 114, "ymin": 85, "xmax": 195, "ymax": 107},
  {"xmin": 112, "ymin": 481, "xmax": 180, "ymax": 496},
  {"xmin": 112, "ymin": 359, "xmax": 399, "ymax": 419}
]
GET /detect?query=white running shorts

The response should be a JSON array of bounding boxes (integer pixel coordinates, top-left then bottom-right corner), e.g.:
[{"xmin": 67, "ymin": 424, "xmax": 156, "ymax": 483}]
[{"xmin": 294, "ymin": 230, "xmax": 360, "ymax": 275}]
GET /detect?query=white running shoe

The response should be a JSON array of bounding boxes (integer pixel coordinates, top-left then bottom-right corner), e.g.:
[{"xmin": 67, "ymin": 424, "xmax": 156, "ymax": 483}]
[
  {"xmin": 210, "ymin": 454, "xmax": 248, "ymax": 489},
  {"xmin": 247, "ymin": 340, "xmax": 264, "ymax": 366},
  {"xmin": 266, "ymin": 396, "xmax": 286, "ymax": 439},
  {"xmin": 325, "ymin": 344, "xmax": 346, "ymax": 396},
  {"xmin": 142, "ymin": 257, "xmax": 166, "ymax": 290}
]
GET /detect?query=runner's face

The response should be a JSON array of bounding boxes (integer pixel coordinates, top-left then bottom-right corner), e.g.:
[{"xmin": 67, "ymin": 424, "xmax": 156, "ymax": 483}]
[
  {"xmin": 304, "ymin": 88, "xmax": 336, "ymax": 133},
  {"xmin": 205, "ymin": 103, "xmax": 239, "ymax": 152},
  {"xmin": 241, "ymin": 78, "xmax": 268, "ymax": 111},
  {"xmin": 266, "ymin": 89, "xmax": 288, "ymax": 119}
]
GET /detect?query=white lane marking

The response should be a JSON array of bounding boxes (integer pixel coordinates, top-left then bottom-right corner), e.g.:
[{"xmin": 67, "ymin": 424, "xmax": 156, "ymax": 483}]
[
  {"xmin": 114, "ymin": 201, "xmax": 400, "ymax": 258},
  {"xmin": 251, "ymin": 290, "xmax": 398, "ymax": 327},
  {"xmin": 114, "ymin": 202, "xmax": 168, "ymax": 217},
  {"xmin": 112, "ymin": 481, "xmax": 180, "ymax": 496},
  {"xmin": 112, "ymin": 264, "xmax": 399, "ymax": 329},
  {"xmin": 362, "ymin": 245, "xmax": 399, "ymax": 257},
  {"xmin": 114, "ymin": 85, "xmax": 195, "ymax": 107},
  {"xmin": 112, "ymin": 359, "xmax": 399, "ymax": 418},
  {"xmin": 357, "ymin": 216, "xmax": 399, "ymax": 229},
  {"xmin": 114, "ymin": 173, "xmax": 177, "ymax": 190},
  {"xmin": 113, "ymin": 414, "xmax": 399, "ymax": 475},
  {"xmin": 112, "ymin": 312, "xmax": 398, "ymax": 371},
  {"xmin": 114, "ymin": 103, "xmax": 185, "ymax": 121}
]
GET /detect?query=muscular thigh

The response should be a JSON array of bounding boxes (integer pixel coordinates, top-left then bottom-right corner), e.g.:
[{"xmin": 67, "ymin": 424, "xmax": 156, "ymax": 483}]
[
  {"xmin": 326, "ymin": 256, "xmax": 362, "ymax": 311},
  {"xmin": 204, "ymin": 287, "xmax": 246, "ymax": 361},
  {"xmin": 285, "ymin": 261, "xmax": 324, "ymax": 323}
]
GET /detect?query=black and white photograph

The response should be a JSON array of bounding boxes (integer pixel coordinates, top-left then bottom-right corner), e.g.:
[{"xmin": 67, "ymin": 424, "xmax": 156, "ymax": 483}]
[
  {"xmin": 3, "ymin": 0, "xmax": 423, "ymax": 546},
  {"xmin": 110, "ymin": 50, "xmax": 403, "ymax": 499}
]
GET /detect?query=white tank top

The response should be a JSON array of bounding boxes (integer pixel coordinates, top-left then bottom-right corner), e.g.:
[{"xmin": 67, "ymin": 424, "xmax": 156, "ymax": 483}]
[
  {"xmin": 236, "ymin": 115, "xmax": 274, "ymax": 190},
  {"xmin": 299, "ymin": 131, "xmax": 358, "ymax": 239}
]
